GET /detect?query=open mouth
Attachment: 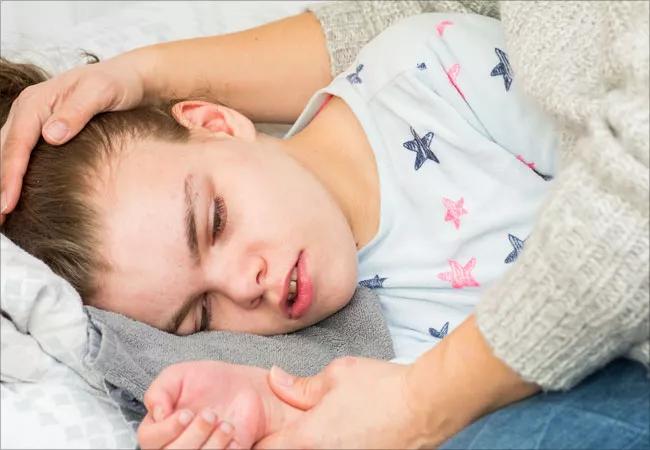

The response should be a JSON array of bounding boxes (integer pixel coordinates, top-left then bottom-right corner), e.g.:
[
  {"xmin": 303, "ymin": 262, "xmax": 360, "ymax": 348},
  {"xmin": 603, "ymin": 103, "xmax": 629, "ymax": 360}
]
[
  {"xmin": 287, "ymin": 264, "xmax": 298, "ymax": 308},
  {"xmin": 282, "ymin": 251, "xmax": 313, "ymax": 320}
]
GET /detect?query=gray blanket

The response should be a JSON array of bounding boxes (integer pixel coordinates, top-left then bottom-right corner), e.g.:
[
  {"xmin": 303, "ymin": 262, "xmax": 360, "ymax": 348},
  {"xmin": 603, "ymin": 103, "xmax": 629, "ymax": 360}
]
[{"xmin": 82, "ymin": 286, "xmax": 394, "ymax": 426}]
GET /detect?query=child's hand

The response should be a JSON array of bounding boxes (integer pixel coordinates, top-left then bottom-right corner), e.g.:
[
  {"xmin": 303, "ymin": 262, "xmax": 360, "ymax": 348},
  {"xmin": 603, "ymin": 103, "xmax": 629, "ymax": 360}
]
[
  {"xmin": 138, "ymin": 360, "xmax": 302, "ymax": 449},
  {"xmin": 138, "ymin": 405, "xmax": 238, "ymax": 449}
]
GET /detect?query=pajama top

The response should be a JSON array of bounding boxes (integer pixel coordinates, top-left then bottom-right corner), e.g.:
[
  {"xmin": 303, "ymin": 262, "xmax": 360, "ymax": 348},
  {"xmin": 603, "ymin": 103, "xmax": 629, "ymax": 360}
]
[{"xmin": 286, "ymin": 13, "xmax": 558, "ymax": 363}]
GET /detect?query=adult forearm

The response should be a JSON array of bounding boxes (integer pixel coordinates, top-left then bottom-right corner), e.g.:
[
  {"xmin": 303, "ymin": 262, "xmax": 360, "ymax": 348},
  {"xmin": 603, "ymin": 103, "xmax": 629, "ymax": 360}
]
[
  {"xmin": 121, "ymin": 12, "xmax": 331, "ymax": 123},
  {"xmin": 406, "ymin": 315, "xmax": 539, "ymax": 447}
]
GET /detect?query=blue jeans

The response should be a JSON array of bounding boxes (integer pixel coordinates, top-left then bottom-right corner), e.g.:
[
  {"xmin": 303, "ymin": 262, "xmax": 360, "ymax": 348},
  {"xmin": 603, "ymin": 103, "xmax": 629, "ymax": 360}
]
[{"xmin": 441, "ymin": 359, "xmax": 650, "ymax": 449}]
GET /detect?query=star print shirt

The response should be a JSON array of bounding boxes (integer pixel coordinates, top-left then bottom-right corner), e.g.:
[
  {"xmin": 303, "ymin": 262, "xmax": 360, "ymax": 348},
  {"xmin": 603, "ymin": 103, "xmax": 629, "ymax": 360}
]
[{"xmin": 285, "ymin": 13, "xmax": 558, "ymax": 363}]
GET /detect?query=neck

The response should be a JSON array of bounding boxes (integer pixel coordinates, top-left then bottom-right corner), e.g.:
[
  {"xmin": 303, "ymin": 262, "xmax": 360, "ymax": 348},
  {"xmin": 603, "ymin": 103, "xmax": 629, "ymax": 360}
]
[{"xmin": 270, "ymin": 97, "xmax": 379, "ymax": 250}]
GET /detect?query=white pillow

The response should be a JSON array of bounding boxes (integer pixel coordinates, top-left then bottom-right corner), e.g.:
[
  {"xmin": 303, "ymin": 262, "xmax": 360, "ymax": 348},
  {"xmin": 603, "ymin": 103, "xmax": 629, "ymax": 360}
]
[
  {"xmin": 1, "ymin": 371, "xmax": 137, "ymax": 449},
  {"xmin": 0, "ymin": 233, "xmax": 137, "ymax": 448}
]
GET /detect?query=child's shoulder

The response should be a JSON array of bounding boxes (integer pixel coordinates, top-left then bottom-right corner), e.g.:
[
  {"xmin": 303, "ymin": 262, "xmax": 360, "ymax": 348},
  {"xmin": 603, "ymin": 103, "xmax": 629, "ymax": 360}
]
[
  {"xmin": 337, "ymin": 13, "xmax": 503, "ymax": 98},
  {"xmin": 367, "ymin": 12, "xmax": 501, "ymax": 48}
]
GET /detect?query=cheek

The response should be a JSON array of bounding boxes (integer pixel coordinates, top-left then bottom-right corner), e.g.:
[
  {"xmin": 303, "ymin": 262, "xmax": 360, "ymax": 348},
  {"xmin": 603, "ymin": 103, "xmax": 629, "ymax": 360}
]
[{"xmin": 208, "ymin": 301, "xmax": 269, "ymax": 334}]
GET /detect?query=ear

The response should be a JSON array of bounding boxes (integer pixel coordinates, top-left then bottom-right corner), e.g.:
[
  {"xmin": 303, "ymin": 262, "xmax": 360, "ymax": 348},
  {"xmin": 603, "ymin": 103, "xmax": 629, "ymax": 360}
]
[{"xmin": 171, "ymin": 100, "xmax": 256, "ymax": 142}]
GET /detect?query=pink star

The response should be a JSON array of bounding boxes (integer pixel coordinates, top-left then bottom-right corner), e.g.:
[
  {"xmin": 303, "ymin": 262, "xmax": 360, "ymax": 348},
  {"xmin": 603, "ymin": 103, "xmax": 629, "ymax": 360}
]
[
  {"xmin": 436, "ymin": 20, "xmax": 454, "ymax": 37},
  {"xmin": 516, "ymin": 154, "xmax": 536, "ymax": 169},
  {"xmin": 442, "ymin": 196, "xmax": 468, "ymax": 229},
  {"xmin": 437, "ymin": 257, "xmax": 480, "ymax": 289},
  {"xmin": 446, "ymin": 63, "xmax": 466, "ymax": 100}
]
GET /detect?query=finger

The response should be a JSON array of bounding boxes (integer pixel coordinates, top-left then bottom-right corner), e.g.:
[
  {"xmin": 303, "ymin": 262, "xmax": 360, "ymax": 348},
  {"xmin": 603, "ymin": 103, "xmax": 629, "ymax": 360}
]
[
  {"xmin": 267, "ymin": 366, "xmax": 331, "ymax": 411},
  {"xmin": 201, "ymin": 420, "xmax": 236, "ymax": 449},
  {"xmin": 144, "ymin": 366, "xmax": 187, "ymax": 423},
  {"xmin": 0, "ymin": 107, "xmax": 40, "ymax": 215},
  {"xmin": 220, "ymin": 390, "xmax": 261, "ymax": 450},
  {"xmin": 137, "ymin": 408, "xmax": 195, "ymax": 449},
  {"xmin": 41, "ymin": 76, "xmax": 117, "ymax": 145},
  {"xmin": 166, "ymin": 408, "xmax": 220, "ymax": 450}
]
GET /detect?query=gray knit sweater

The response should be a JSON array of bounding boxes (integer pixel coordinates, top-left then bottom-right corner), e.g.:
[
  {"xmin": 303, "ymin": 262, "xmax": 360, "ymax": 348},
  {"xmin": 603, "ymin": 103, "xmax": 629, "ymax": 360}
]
[{"xmin": 309, "ymin": 0, "xmax": 649, "ymax": 390}]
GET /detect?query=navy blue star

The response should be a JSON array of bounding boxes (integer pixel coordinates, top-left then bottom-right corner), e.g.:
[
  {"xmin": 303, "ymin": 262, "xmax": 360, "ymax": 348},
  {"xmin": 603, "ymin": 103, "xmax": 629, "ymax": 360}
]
[
  {"xmin": 358, "ymin": 275, "xmax": 387, "ymax": 289},
  {"xmin": 416, "ymin": 62, "xmax": 427, "ymax": 70},
  {"xmin": 490, "ymin": 48, "xmax": 514, "ymax": 91},
  {"xmin": 402, "ymin": 126, "xmax": 439, "ymax": 170},
  {"xmin": 429, "ymin": 321, "xmax": 449, "ymax": 339},
  {"xmin": 346, "ymin": 64, "xmax": 364, "ymax": 84},
  {"xmin": 533, "ymin": 168, "xmax": 554, "ymax": 181},
  {"xmin": 504, "ymin": 233, "xmax": 526, "ymax": 264}
]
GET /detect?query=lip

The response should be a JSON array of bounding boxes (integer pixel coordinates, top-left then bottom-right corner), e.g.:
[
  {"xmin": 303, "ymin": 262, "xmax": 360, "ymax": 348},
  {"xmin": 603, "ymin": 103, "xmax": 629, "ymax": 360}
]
[
  {"xmin": 290, "ymin": 251, "xmax": 313, "ymax": 319},
  {"xmin": 280, "ymin": 253, "xmax": 299, "ymax": 319},
  {"xmin": 280, "ymin": 251, "xmax": 313, "ymax": 320}
]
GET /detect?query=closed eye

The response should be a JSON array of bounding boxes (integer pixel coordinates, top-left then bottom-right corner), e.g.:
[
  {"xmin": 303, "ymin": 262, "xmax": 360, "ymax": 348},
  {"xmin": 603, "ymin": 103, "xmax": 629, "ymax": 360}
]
[
  {"xmin": 212, "ymin": 196, "xmax": 227, "ymax": 243},
  {"xmin": 197, "ymin": 294, "xmax": 212, "ymax": 333}
]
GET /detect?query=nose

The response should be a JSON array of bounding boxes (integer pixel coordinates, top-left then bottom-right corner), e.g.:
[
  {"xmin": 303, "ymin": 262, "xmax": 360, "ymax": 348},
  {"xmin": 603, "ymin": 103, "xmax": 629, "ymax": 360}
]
[{"xmin": 209, "ymin": 253, "xmax": 267, "ymax": 309}]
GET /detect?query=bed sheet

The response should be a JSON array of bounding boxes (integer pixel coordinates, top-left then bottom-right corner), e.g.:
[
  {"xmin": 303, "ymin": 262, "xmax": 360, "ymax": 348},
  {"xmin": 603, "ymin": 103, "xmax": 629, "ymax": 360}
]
[{"xmin": 1, "ymin": 1, "xmax": 325, "ymax": 74}]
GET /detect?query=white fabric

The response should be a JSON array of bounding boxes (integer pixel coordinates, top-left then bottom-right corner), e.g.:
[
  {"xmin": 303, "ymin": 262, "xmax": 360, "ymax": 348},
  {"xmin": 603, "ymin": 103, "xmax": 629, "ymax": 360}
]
[
  {"xmin": 1, "ymin": 234, "xmax": 134, "ymax": 448},
  {"xmin": 0, "ymin": 234, "xmax": 91, "ymax": 386},
  {"xmin": 1, "ymin": 1, "xmax": 324, "ymax": 75},
  {"xmin": 1, "ymin": 370, "xmax": 136, "ymax": 449},
  {"xmin": 287, "ymin": 13, "xmax": 558, "ymax": 363}
]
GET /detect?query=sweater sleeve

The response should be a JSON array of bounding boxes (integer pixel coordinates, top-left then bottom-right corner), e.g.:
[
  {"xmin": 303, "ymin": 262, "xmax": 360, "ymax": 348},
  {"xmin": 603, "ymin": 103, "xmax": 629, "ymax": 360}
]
[
  {"xmin": 475, "ymin": 1, "xmax": 650, "ymax": 391},
  {"xmin": 307, "ymin": 1, "xmax": 500, "ymax": 77}
]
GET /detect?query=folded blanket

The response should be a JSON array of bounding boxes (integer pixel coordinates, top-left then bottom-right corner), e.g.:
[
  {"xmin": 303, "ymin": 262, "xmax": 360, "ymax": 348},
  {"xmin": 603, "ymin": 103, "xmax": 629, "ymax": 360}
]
[{"xmin": 82, "ymin": 287, "xmax": 394, "ymax": 425}]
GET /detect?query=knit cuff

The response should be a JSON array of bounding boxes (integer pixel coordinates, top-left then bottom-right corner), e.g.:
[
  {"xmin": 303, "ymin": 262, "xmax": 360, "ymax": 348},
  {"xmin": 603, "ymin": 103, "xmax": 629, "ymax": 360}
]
[
  {"xmin": 477, "ymin": 122, "xmax": 650, "ymax": 391},
  {"xmin": 307, "ymin": 1, "xmax": 423, "ymax": 77}
]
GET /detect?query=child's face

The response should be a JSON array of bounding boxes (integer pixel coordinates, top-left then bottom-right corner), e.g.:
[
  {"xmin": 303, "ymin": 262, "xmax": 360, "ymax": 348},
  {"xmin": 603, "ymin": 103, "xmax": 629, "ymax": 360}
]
[{"xmin": 92, "ymin": 134, "xmax": 359, "ymax": 335}]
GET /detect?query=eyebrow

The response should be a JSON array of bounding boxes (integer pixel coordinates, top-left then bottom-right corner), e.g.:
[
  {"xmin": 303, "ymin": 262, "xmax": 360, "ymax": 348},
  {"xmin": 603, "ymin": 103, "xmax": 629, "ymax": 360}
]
[
  {"xmin": 184, "ymin": 174, "xmax": 201, "ymax": 267},
  {"xmin": 163, "ymin": 175, "xmax": 201, "ymax": 334}
]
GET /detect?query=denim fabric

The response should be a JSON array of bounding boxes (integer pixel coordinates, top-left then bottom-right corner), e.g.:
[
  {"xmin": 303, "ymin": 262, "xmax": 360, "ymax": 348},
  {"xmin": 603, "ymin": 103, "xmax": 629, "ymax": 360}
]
[{"xmin": 441, "ymin": 359, "xmax": 650, "ymax": 449}]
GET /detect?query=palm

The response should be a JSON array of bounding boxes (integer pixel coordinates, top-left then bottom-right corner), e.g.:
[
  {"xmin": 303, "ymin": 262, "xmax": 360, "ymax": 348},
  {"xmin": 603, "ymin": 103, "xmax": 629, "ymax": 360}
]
[{"xmin": 163, "ymin": 361, "xmax": 269, "ymax": 447}]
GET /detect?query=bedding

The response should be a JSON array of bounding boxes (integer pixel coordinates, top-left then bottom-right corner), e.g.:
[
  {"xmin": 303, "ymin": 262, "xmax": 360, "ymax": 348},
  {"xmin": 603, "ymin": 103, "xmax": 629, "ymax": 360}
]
[
  {"xmin": 0, "ymin": 2, "xmax": 324, "ymax": 448},
  {"xmin": 1, "ymin": 234, "xmax": 135, "ymax": 448}
]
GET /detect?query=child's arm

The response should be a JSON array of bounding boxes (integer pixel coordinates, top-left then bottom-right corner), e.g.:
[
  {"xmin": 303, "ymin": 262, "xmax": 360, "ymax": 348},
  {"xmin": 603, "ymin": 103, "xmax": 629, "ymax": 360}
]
[{"xmin": 138, "ymin": 360, "xmax": 303, "ymax": 449}]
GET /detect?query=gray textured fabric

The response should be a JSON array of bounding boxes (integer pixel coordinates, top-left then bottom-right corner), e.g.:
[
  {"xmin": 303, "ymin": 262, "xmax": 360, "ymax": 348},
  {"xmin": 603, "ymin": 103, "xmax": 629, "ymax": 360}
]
[
  {"xmin": 308, "ymin": 0, "xmax": 649, "ymax": 390},
  {"xmin": 81, "ymin": 286, "xmax": 394, "ymax": 422}
]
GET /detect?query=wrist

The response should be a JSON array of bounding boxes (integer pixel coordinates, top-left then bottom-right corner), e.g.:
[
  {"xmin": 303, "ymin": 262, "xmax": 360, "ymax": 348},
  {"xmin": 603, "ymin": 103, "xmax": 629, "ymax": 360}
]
[{"xmin": 121, "ymin": 46, "xmax": 162, "ymax": 106}]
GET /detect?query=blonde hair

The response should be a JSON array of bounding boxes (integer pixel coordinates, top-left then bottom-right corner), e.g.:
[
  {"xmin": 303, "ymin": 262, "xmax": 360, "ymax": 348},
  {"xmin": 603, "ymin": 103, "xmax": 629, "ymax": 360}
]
[{"xmin": 0, "ymin": 57, "xmax": 190, "ymax": 301}]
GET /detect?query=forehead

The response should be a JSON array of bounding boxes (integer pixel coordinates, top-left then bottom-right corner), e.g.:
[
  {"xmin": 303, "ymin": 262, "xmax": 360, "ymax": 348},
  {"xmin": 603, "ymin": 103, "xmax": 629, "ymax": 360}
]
[{"xmin": 93, "ymin": 140, "xmax": 199, "ymax": 325}]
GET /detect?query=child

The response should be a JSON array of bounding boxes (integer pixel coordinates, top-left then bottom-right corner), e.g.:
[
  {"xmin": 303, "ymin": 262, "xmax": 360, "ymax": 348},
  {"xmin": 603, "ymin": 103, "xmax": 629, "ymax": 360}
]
[{"xmin": 1, "ymin": 12, "xmax": 556, "ymax": 449}]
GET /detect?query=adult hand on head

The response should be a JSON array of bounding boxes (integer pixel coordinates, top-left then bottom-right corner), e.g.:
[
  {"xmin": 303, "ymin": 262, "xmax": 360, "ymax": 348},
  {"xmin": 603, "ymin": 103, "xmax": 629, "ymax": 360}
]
[
  {"xmin": 0, "ymin": 51, "xmax": 147, "ymax": 223},
  {"xmin": 256, "ymin": 356, "xmax": 433, "ymax": 449}
]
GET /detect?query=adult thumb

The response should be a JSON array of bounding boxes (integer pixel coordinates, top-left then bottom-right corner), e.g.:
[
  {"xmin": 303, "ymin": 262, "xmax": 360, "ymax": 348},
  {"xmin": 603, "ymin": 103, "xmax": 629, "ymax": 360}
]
[{"xmin": 268, "ymin": 366, "xmax": 331, "ymax": 411}]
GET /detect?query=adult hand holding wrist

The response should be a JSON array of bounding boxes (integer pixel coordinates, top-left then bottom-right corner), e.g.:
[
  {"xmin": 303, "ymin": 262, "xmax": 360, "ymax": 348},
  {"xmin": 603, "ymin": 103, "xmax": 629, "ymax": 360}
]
[{"xmin": 259, "ymin": 356, "xmax": 431, "ymax": 448}]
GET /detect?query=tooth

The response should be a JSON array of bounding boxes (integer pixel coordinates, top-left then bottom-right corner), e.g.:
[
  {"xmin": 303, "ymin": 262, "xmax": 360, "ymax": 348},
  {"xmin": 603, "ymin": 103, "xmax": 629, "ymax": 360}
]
[
  {"xmin": 289, "ymin": 280, "xmax": 297, "ymax": 296},
  {"xmin": 291, "ymin": 267, "xmax": 298, "ymax": 282}
]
